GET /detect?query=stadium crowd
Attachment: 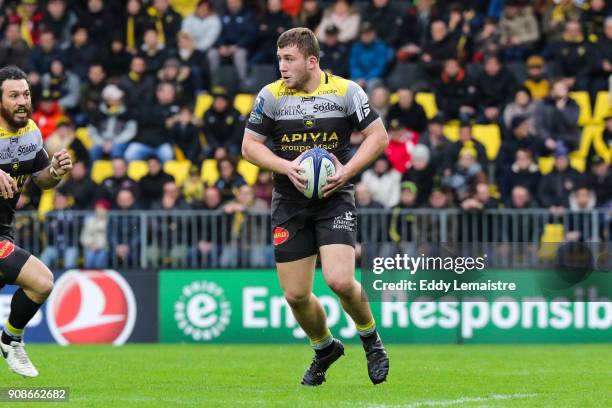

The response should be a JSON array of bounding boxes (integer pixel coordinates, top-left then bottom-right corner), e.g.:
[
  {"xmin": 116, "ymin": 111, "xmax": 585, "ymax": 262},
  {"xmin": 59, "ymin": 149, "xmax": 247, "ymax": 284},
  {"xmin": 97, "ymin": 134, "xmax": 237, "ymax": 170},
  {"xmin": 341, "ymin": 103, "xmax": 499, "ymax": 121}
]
[{"xmin": 0, "ymin": 0, "xmax": 611, "ymax": 267}]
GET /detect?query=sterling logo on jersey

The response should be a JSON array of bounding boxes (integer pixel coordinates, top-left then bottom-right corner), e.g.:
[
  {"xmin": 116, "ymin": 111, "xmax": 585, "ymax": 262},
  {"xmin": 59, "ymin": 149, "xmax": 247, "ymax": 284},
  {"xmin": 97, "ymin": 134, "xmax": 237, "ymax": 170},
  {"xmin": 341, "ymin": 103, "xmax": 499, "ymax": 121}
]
[
  {"xmin": 174, "ymin": 281, "xmax": 231, "ymax": 341},
  {"xmin": 273, "ymin": 227, "xmax": 290, "ymax": 246}
]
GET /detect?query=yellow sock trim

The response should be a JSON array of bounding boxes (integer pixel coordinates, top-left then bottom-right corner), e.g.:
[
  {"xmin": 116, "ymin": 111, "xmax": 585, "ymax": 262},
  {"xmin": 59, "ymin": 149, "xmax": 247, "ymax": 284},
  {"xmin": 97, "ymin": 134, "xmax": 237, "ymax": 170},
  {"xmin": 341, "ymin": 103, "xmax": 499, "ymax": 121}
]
[
  {"xmin": 356, "ymin": 319, "xmax": 376, "ymax": 332},
  {"xmin": 309, "ymin": 329, "xmax": 332, "ymax": 346},
  {"xmin": 5, "ymin": 321, "xmax": 24, "ymax": 336}
]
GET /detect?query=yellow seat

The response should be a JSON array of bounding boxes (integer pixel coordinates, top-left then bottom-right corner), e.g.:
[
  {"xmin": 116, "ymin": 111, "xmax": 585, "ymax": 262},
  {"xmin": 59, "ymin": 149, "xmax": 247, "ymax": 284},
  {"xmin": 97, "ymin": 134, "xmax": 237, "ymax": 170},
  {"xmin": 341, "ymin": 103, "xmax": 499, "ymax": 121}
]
[
  {"xmin": 472, "ymin": 124, "xmax": 501, "ymax": 161},
  {"xmin": 237, "ymin": 159, "xmax": 259, "ymax": 185},
  {"xmin": 415, "ymin": 93, "xmax": 438, "ymax": 119},
  {"xmin": 443, "ymin": 124, "xmax": 459, "ymax": 141},
  {"xmin": 91, "ymin": 160, "xmax": 113, "ymax": 184},
  {"xmin": 37, "ymin": 189, "xmax": 55, "ymax": 217},
  {"xmin": 75, "ymin": 127, "xmax": 93, "ymax": 150},
  {"xmin": 170, "ymin": 0, "xmax": 196, "ymax": 16},
  {"xmin": 127, "ymin": 160, "xmax": 148, "ymax": 181},
  {"xmin": 590, "ymin": 125, "xmax": 611, "ymax": 163},
  {"xmin": 194, "ymin": 94, "xmax": 213, "ymax": 119},
  {"xmin": 592, "ymin": 91, "xmax": 610, "ymax": 124},
  {"xmin": 538, "ymin": 156, "xmax": 554, "ymax": 175},
  {"xmin": 234, "ymin": 94, "xmax": 255, "ymax": 116},
  {"xmin": 201, "ymin": 159, "xmax": 219, "ymax": 186},
  {"xmin": 164, "ymin": 160, "xmax": 192, "ymax": 186},
  {"xmin": 569, "ymin": 155, "xmax": 586, "ymax": 172},
  {"xmin": 569, "ymin": 91, "xmax": 592, "ymax": 126},
  {"xmin": 539, "ymin": 223, "xmax": 564, "ymax": 260}
]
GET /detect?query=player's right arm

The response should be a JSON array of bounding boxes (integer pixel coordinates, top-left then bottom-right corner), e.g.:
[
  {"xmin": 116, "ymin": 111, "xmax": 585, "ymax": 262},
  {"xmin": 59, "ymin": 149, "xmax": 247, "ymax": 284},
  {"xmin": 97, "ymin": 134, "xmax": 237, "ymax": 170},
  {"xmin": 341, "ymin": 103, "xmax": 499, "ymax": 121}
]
[{"xmin": 242, "ymin": 88, "xmax": 307, "ymax": 192}]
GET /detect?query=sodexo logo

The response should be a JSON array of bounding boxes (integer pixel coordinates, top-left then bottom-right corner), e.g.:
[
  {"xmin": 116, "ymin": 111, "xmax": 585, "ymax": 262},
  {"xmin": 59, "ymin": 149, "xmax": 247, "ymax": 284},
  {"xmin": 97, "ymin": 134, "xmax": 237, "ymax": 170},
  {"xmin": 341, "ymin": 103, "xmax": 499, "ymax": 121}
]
[
  {"xmin": 47, "ymin": 270, "xmax": 136, "ymax": 345},
  {"xmin": 174, "ymin": 281, "xmax": 231, "ymax": 341}
]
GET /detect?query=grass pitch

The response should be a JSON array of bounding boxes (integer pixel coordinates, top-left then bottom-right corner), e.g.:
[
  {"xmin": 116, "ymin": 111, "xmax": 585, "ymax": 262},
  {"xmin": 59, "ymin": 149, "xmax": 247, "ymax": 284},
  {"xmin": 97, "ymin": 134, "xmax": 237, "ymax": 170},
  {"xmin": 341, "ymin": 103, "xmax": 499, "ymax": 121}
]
[{"xmin": 1, "ymin": 344, "xmax": 610, "ymax": 407}]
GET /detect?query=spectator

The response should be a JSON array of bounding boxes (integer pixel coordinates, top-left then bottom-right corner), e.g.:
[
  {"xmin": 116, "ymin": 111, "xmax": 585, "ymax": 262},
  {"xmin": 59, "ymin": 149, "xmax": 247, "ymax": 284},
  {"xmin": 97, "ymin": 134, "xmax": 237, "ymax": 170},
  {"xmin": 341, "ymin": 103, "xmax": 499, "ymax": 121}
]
[
  {"xmin": 505, "ymin": 148, "xmax": 541, "ymax": 202},
  {"xmin": 369, "ymin": 85, "xmax": 390, "ymax": 122},
  {"xmin": 138, "ymin": 156, "xmax": 175, "ymax": 209},
  {"xmin": 587, "ymin": 156, "xmax": 612, "ymax": 207},
  {"xmin": 45, "ymin": 118, "xmax": 89, "ymax": 165},
  {"xmin": 75, "ymin": 0, "xmax": 113, "ymax": 48},
  {"xmin": 419, "ymin": 114, "xmax": 450, "ymax": 175},
  {"xmin": 108, "ymin": 188, "xmax": 141, "ymax": 266},
  {"xmin": 181, "ymin": 0, "xmax": 221, "ymax": 54},
  {"xmin": 214, "ymin": 158, "xmax": 247, "ymax": 202},
  {"xmin": 421, "ymin": 20, "xmax": 458, "ymax": 81},
  {"xmin": 103, "ymin": 36, "xmax": 132, "ymax": 80},
  {"xmin": 41, "ymin": 0, "xmax": 77, "ymax": 49},
  {"xmin": 361, "ymin": 155, "xmax": 401, "ymax": 208},
  {"xmin": 445, "ymin": 120, "xmax": 488, "ymax": 173},
  {"xmin": 13, "ymin": 0, "xmax": 45, "ymax": 46},
  {"xmin": 125, "ymin": 81, "xmax": 179, "ymax": 163},
  {"xmin": 58, "ymin": 160, "xmax": 97, "ymax": 210},
  {"xmin": 388, "ymin": 181, "xmax": 419, "ymax": 243},
  {"xmin": 144, "ymin": 0, "xmax": 182, "ymax": 48},
  {"xmin": 385, "ymin": 119, "xmax": 418, "ymax": 173},
  {"xmin": 537, "ymin": 144, "xmax": 581, "ymax": 210},
  {"xmin": 499, "ymin": 2, "xmax": 539, "ymax": 61},
  {"xmin": 253, "ymin": 170, "xmax": 273, "ymax": 206},
  {"xmin": 176, "ymin": 31, "xmax": 210, "ymax": 92},
  {"xmin": 79, "ymin": 62, "xmax": 107, "ymax": 122},
  {"xmin": 28, "ymin": 29, "xmax": 63, "ymax": 75},
  {"xmin": 202, "ymin": 86, "xmax": 245, "ymax": 158},
  {"xmin": 361, "ymin": 0, "xmax": 403, "ymax": 47},
  {"xmin": 80, "ymin": 199, "xmax": 110, "ymax": 268},
  {"xmin": 119, "ymin": 55, "xmax": 156, "ymax": 111},
  {"xmin": 542, "ymin": 0, "xmax": 582, "ymax": 43},
  {"xmin": 503, "ymin": 87, "xmax": 538, "ymax": 131},
  {"xmin": 296, "ymin": 0, "xmax": 323, "ymax": 32},
  {"xmin": 121, "ymin": 0, "xmax": 148, "ymax": 54},
  {"xmin": 100, "ymin": 158, "xmax": 138, "ymax": 204},
  {"xmin": 41, "ymin": 58, "xmax": 80, "ymax": 113},
  {"xmin": 157, "ymin": 58, "xmax": 195, "ymax": 105},
  {"xmin": 316, "ymin": 0, "xmax": 360, "ymax": 43},
  {"xmin": 550, "ymin": 20, "xmax": 594, "ymax": 91},
  {"xmin": 535, "ymin": 80, "xmax": 580, "ymax": 153},
  {"xmin": 472, "ymin": 55, "xmax": 517, "ymax": 123},
  {"xmin": 182, "ymin": 165, "xmax": 205, "ymax": 207},
  {"xmin": 387, "ymin": 87, "xmax": 428, "ymax": 135},
  {"xmin": 582, "ymin": 0, "xmax": 608, "ymax": 40},
  {"xmin": 592, "ymin": 16, "xmax": 612, "ymax": 94},
  {"xmin": 472, "ymin": 17, "xmax": 501, "ymax": 63},
  {"xmin": 88, "ymin": 84, "xmax": 137, "ymax": 161},
  {"xmin": 40, "ymin": 192, "xmax": 79, "ymax": 269},
  {"xmin": 401, "ymin": 144, "xmax": 435, "ymax": 207},
  {"xmin": 428, "ymin": 186, "xmax": 454, "ymax": 210},
  {"xmin": 442, "ymin": 142, "xmax": 486, "ymax": 202},
  {"xmin": 354, "ymin": 182, "xmax": 386, "ymax": 260},
  {"xmin": 566, "ymin": 182, "xmax": 597, "ymax": 241},
  {"xmin": 189, "ymin": 187, "xmax": 224, "ymax": 266},
  {"xmin": 319, "ymin": 25, "xmax": 350, "ymax": 78},
  {"xmin": 434, "ymin": 58, "xmax": 474, "ymax": 121},
  {"xmin": 461, "ymin": 182, "xmax": 499, "ymax": 211},
  {"xmin": 251, "ymin": 0, "xmax": 293, "ymax": 65},
  {"xmin": 170, "ymin": 106, "xmax": 201, "ymax": 163},
  {"xmin": 0, "ymin": 23, "xmax": 31, "ymax": 68},
  {"xmin": 523, "ymin": 55, "xmax": 550, "ymax": 101},
  {"xmin": 32, "ymin": 90, "xmax": 64, "ymax": 141},
  {"xmin": 207, "ymin": 0, "xmax": 256, "ymax": 84},
  {"xmin": 64, "ymin": 24, "xmax": 98, "ymax": 81},
  {"xmin": 140, "ymin": 28, "xmax": 169, "ymax": 75}
]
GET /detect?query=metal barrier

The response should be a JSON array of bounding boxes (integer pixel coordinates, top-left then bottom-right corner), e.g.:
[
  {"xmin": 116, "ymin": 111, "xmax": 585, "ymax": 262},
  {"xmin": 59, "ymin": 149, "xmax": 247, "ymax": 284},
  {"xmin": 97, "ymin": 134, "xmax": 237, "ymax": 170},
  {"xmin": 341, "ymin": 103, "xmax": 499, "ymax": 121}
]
[{"xmin": 12, "ymin": 209, "xmax": 611, "ymax": 269}]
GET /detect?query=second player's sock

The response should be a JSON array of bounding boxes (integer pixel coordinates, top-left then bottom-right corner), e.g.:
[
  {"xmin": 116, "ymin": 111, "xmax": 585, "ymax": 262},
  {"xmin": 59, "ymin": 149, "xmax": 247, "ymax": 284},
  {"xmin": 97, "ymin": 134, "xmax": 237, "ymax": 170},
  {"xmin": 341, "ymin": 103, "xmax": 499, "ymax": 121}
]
[
  {"xmin": 2, "ymin": 289, "xmax": 43, "ymax": 345},
  {"xmin": 357, "ymin": 320, "xmax": 378, "ymax": 346},
  {"xmin": 311, "ymin": 330, "xmax": 335, "ymax": 357}
]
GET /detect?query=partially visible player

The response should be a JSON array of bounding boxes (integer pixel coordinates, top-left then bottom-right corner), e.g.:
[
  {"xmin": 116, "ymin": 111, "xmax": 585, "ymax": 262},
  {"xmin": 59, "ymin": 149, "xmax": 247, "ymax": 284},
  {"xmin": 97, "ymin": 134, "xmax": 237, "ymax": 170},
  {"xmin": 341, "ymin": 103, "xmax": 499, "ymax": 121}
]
[
  {"xmin": 242, "ymin": 28, "xmax": 389, "ymax": 385},
  {"xmin": 0, "ymin": 66, "xmax": 73, "ymax": 377}
]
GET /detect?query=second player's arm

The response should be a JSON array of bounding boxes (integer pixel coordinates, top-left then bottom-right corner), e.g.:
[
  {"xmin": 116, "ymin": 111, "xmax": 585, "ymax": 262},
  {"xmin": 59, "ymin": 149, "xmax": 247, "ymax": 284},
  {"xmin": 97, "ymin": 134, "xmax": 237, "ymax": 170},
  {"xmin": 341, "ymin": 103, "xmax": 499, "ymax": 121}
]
[{"xmin": 32, "ymin": 149, "xmax": 73, "ymax": 190}]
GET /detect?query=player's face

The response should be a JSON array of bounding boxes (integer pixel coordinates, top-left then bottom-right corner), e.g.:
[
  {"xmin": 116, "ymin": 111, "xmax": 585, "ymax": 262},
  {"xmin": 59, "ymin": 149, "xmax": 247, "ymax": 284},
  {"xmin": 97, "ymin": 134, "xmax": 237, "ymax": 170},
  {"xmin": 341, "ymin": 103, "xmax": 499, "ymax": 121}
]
[
  {"xmin": 278, "ymin": 46, "xmax": 311, "ymax": 90},
  {"xmin": 0, "ymin": 79, "xmax": 32, "ymax": 130}
]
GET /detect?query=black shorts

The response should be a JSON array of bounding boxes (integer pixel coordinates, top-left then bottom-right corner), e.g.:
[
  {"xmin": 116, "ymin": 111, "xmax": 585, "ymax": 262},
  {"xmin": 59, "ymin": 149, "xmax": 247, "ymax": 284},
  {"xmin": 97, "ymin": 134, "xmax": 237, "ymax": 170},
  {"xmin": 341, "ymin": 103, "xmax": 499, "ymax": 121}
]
[
  {"xmin": 272, "ymin": 187, "xmax": 357, "ymax": 263},
  {"xmin": 0, "ymin": 238, "xmax": 31, "ymax": 290}
]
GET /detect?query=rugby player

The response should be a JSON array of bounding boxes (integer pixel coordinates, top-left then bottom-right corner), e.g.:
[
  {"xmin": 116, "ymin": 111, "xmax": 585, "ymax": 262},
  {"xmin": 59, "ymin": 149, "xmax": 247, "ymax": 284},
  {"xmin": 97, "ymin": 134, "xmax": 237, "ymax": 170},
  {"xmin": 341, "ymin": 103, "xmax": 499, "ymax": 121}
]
[
  {"xmin": 242, "ymin": 28, "xmax": 389, "ymax": 386},
  {"xmin": 0, "ymin": 66, "xmax": 73, "ymax": 377}
]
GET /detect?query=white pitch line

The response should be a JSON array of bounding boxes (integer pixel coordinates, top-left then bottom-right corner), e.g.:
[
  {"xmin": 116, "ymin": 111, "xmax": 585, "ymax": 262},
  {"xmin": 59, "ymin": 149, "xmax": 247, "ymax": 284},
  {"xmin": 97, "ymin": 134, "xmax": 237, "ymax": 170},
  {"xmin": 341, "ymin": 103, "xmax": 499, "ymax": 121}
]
[{"xmin": 364, "ymin": 393, "xmax": 538, "ymax": 408}]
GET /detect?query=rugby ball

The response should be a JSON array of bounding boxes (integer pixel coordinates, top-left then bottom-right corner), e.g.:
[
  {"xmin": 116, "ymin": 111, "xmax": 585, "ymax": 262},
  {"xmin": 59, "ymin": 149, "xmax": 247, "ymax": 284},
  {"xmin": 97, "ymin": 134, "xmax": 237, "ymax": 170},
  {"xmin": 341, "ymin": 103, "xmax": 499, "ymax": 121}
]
[{"xmin": 299, "ymin": 148, "xmax": 336, "ymax": 199}]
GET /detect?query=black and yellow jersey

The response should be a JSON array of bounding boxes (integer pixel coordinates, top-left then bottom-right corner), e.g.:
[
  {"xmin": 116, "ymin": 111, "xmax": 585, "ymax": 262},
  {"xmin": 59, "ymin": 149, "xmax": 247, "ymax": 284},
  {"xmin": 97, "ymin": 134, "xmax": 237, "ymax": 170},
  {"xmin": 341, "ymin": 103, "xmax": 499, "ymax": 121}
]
[
  {"xmin": 0, "ymin": 119, "xmax": 50, "ymax": 239},
  {"xmin": 245, "ymin": 72, "xmax": 380, "ymax": 201}
]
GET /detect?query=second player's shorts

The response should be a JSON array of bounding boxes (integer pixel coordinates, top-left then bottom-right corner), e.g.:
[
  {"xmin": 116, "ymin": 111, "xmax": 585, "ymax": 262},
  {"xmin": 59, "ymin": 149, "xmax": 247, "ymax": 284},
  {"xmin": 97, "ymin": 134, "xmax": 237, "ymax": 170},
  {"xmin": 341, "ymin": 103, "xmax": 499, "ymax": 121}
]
[
  {"xmin": 0, "ymin": 238, "xmax": 32, "ymax": 290},
  {"xmin": 272, "ymin": 187, "xmax": 357, "ymax": 263}
]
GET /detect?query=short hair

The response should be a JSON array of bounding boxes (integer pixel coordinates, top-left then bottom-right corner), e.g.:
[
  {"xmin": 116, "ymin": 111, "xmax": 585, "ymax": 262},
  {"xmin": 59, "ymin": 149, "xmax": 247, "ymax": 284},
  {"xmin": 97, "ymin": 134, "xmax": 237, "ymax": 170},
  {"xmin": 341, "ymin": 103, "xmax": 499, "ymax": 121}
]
[
  {"xmin": 0, "ymin": 66, "xmax": 28, "ymax": 96},
  {"xmin": 277, "ymin": 27, "xmax": 320, "ymax": 59}
]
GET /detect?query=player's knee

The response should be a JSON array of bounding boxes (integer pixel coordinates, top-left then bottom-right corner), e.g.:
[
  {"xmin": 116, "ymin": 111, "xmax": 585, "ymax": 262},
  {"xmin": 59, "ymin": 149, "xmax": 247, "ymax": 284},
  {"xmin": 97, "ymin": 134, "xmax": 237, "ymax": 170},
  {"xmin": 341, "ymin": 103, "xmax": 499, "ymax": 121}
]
[
  {"xmin": 284, "ymin": 290, "xmax": 311, "ymax": 308},
  {"xmin": 32, "ymin": 271, "xmax": 54, "ymax": 298},
  {"xmin": 327, "ymin": 275, "xmax": 356, "ymax": 298}
]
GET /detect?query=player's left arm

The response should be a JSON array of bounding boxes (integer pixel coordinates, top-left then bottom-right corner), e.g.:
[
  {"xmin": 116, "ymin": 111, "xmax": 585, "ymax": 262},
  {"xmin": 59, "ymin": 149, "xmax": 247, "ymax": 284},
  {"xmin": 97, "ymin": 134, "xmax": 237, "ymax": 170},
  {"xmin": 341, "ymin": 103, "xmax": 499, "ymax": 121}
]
[{"xmin": 31, "ymin": 148, "xmax": 73, "ymax": 190}]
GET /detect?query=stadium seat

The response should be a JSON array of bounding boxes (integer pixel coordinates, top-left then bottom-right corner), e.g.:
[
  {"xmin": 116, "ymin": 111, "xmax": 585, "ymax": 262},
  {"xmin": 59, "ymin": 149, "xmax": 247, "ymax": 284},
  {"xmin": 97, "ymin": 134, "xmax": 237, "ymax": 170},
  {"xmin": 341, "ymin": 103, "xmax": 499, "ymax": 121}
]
[
  {"xmin": 443, "ymin": 124, "xmax": 459, "ymax": 141},
  {"xmin": 415, "ymin": 93, "xmax": 438, "ymax": 119},
  {"xmin": 577, "ymin": 126, "xmax": 596, "ymax": 158},
  {"xmin": 590, "ymin": 125, "xmax": 611, "ymax": 163},
  {"xmin": 237, "ymin": 159, "xmax": 259, "ymax": 185},
  {"xmin": 164, "ymin": 160, "xmax": 192, "ymax": 186},
  {"xmin": 75, "ymin": 127, "xmax": 93, "ymax": 150},
  {"xmin": 538, "ymin": 157, "xmax": 554, "ymax": 174},
  {"xmin": 201, "ymin": 159, "xmax": 219, "ymax": 186},
  {"xmin": 472, "ymin": 124, "xmax": 501, "ymax": 161},
  {"xmin": 592, "ymin": 91, "xmax": 610, "ymax": 124},
  {"xmin": 128, "ymin": 160, "xmax": 148, "ymax": 181},
  {"xmin": 569, "ymin": 91, "xmax": 592, "ymax": 126},
  {"xmin": 539, "ymin": 224, "xmax": 564, "ymax": 260},
  {"xmin": 194, "ymin": 93, "xmax": 213, "ymax": 119},
  {"xmin": 234, "ymin": 94, "xmax": 255, "ymax": 116},
  {"xmin": 38, "ymin": 189, "xmax": 55, "ymax": 217},
  {"xmin": 246, "ymin": 64, "xmax": 279, "ymax": 94},
  {"xmin": 386, "ymin": 63, "xmax": 426, "ymax": 91},
  {"xmin": 91, "ymin": 160, "xmax": 113, "ymax": 184}
]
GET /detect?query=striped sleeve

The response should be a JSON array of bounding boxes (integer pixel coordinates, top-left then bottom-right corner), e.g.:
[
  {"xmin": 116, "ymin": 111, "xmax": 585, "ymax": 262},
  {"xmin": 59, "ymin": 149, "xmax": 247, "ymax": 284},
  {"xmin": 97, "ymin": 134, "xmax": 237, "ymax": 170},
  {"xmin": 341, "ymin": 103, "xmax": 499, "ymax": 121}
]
[{"xmin": 346, "ymin": 81, "xmax": 379, "ymax": 131}]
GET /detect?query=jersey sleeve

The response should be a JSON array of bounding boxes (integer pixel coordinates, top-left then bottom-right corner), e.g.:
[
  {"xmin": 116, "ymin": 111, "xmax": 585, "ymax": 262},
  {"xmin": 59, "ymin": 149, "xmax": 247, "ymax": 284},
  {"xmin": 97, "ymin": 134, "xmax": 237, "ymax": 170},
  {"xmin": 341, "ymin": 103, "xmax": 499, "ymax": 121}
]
[
  {"xmin": 245, "ymin": 86, "xmax": 276, "ymax": 140},
  {"xmin": 346, "ymin": 81, "xmax": 380, "ymax": 131},
  {"xmin": 31, "ymin": 128, "xmax": 50, "ymax": 177}
]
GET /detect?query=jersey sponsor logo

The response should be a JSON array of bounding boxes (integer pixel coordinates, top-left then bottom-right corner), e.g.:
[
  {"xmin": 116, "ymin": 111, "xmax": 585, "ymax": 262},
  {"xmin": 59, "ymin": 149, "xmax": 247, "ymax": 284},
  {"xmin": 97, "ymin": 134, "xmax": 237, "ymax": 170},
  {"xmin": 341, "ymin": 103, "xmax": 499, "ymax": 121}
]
[
  {"xmin": 332, "ymin": 211, "xmax": 356, "ymax": 231},
  {"xmin": 280, "ymin": 132, "xmax": 338, "ymax": 143},
  {"xmin": 301, "ymin": 96, "xmax": 315, "ymax": 103},
  {"xmin": 312, "ymin": 101, "xmax": 346, "ymax": 114},
  {"xmin": 317, "ymin": 89, "xmax": 337, "ymax": 95},
  {"xmin": 17, "ymin": 143, "xmax": 37, "ymax": 156},
  {"xmin": 46, "ymin": 270, "xmax": 137, "ymax": 345},
  {"xmin": 0, "ymin": 240, "xmax": 15, "ymax": 259},
  {"xmin": 275, "ymin": 105, "xmax": 306, "ymax": 117},
  {"xmin": 273, "ymin": 227, "xmax": 290, "ymax": 246},
  {"xmin": 353, "ymin": 92, "xmax": 371, "ymax": 123},
  {"xmin": 303, "ymin": 115, "xmax": 316, "ymax": 128},
  {"xmin": 248, "ymin": 96, "xmax": 264, "ymax": 124}
]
